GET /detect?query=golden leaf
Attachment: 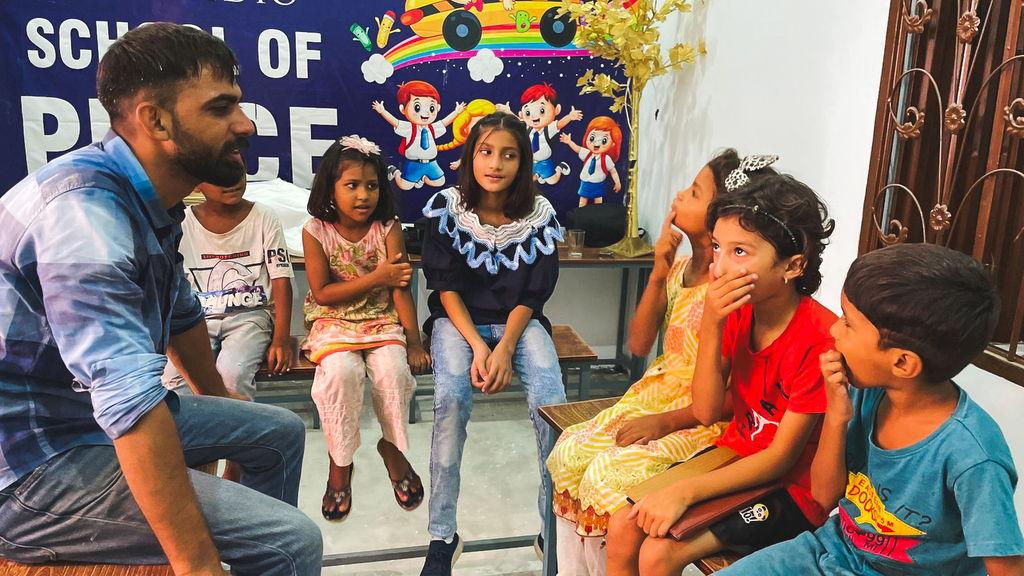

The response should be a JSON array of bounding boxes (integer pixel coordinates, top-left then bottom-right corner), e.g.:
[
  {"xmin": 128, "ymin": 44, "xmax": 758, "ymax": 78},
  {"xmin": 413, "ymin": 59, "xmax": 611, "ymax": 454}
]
[
  {"xmin": 699, "ymin": 37, "xmax": 707, "ymax": 55},
  {"xmin": 668, "ymin": 43, "xmax": 696, "ymax": 66},
  {"xmin": 577, "ymin": 69, "xmax": 594, "ymax": 88}
]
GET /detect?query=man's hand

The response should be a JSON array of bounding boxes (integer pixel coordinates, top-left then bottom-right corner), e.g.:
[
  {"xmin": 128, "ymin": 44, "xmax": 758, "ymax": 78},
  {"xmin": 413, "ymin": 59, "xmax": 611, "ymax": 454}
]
[
  {"xmin": 820, "ymin": 350, "xmax": 854, "ymax": 424},
  {"xmin": 374, "ymin": 252, "xmax": 413, "ymax": 288},
  {"xmin": 627, "ymin": 483, "xmax": 694, "ymax": 538},
  {"xmin": 615, "ymin": 413, "xmax": 674, "ymax": 446},
  {"xmin": 407, "ymin": 343, "xmax": 431, "ymax": 375},
  {"xmin": 266, "ymin": 340, "xmax": 294, "ymax": 376},
  {"xmin": 703, "ymin": 266, "xmax": 756, "ymax": 327},
  {"xmin": 482, "ymin": 344, "xmax": 513, "ymax": 395}
]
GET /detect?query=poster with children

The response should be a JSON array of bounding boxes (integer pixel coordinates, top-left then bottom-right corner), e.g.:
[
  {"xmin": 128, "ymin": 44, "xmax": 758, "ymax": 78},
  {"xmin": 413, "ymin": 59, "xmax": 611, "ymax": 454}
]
[{"xmin": 0, "ymin": 0, "xmax": 630, "ymax": 222}]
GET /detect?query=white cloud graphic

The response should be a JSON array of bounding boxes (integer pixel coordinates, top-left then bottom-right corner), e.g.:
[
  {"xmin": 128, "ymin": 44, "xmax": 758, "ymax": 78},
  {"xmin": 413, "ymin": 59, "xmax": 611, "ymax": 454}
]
[
  {"xmin": 467, "ymin": 49, "xmax": 504, "ymax": 83},
  {"xmin": 361, "ymin": 53, "xmax": 394, "ymax": 84}
]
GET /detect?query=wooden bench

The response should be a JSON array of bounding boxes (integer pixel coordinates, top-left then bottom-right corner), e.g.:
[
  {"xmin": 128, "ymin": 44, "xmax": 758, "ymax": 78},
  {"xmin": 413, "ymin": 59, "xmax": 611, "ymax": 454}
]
[
  {"xmin": 254, "ymin": 326, "xmax": 599, "ymax": 428},
  {"xmin": 538, "ymin": 398, "xmax": 741, "ymax": 575},
  {"xmin": 0, "ymin": 560, "xmax": 174, "ymax": 575}
]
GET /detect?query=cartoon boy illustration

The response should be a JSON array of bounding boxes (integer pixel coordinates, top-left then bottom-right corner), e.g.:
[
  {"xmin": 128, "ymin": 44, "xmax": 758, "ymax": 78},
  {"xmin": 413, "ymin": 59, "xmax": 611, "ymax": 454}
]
[
  {"xmin": 372, "ymin": 81, "xmax": 466, "ymax": 190},
  {"xmin": 519, "ymin": 83, "xmax": 583, "ymax": 185},
  {"xmin": 560, "ymin": 116, "xmax": 623, "ymax": 207}
]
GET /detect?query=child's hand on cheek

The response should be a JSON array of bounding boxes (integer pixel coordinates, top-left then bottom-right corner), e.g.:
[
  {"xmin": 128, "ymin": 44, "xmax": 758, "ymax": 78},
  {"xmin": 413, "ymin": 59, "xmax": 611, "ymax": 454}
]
[
  {"xmin": 704, "ymin": 265, "xmax": 756, "ymax": 326},
  {"xmin": 652, "ymin": 213, "xmax": 683, "ymax": 278},
  {"xmin": 820, "ymin": 349, "xmax": 854, "ymax": 423}
]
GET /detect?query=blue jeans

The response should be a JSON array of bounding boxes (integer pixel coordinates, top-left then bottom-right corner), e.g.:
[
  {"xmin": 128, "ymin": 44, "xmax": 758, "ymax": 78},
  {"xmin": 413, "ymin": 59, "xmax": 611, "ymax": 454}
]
[
  {"xmin": 0, "ymin": 395, "xmax": 321, "ymax": 576},
  {"xmin": 163, "ymin": 308, "xmax": 274, "ymax": 398},
  {"xmin": 427, "ymin": 318, "xmax": 567, "ymax": 540}
]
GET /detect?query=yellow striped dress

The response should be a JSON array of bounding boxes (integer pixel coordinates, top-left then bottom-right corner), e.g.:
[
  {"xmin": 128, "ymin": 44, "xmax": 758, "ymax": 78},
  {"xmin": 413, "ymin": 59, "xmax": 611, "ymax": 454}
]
[{"xmin": 545, "ymin": 255, "xmax": 728, "ymax": 537}]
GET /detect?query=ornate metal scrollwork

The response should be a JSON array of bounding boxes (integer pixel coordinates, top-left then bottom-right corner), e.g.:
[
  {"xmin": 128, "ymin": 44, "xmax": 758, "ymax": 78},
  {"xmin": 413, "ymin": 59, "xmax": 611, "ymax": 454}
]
[
  {"xmin": 895, "ymin": 106, "xmax": 925, "ymax": 139},
  {"xmin": 944, "ymin": 103, "xmax": 966, "ymax": 133},
  {"xmin": 929, "ymin": 204, "xmax": 952, "ymax": 232},
  {"xmin": 902, "ymin": 0, "xmax": 933, "ymax": 34},
  {"xmin": 880, "ymin": 220, "xmax": 910, "ymax": 246},
  {"xmin": 1006, "ymin": 98, "xmax": 1024, "ymax": 138},
  {"xmin": 957, "ymin": 10, "xmax": 981, "ymax": 43}
]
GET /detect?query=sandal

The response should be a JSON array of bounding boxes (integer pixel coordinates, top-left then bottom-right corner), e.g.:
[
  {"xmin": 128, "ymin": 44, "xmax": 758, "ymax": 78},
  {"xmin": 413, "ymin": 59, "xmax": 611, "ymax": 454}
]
[
  {"xmin": 321, "ymin": 464, "xmax": 354, "ymax": 523},
  {"xmin": 389, "ymin": 467, "xmax": 424, "ymax": 511}
]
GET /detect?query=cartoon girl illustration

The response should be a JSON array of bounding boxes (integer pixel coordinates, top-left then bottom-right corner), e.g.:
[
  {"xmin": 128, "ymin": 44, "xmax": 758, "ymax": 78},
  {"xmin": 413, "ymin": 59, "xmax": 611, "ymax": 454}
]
[
  {"xmin": 560, "ymin": 116, "xmax": 622, "ymax": 207},
  {"xmin": 440, "ymin": 98, "xmax": 512, "ymax": 170}
]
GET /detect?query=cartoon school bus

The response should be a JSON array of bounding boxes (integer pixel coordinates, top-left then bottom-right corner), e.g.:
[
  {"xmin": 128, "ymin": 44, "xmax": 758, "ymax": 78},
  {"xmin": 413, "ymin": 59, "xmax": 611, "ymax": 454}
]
[{"xmin": 399, "ymin": 0, "xmax": 580, "ymax": 52}]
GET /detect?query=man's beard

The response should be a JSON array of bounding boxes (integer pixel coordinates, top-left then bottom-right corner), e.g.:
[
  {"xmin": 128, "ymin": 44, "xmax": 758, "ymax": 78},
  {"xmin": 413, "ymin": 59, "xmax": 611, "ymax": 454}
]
[{"xmin": 170, "ymin": 115, "xmax": 249, "ymax": 187}]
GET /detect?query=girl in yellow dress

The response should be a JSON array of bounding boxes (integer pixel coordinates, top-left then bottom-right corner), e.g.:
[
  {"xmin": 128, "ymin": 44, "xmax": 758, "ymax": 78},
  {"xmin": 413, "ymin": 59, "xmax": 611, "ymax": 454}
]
[{"xmin": 545, "ymin": 150, "xmax": 742, "ymax": 575}]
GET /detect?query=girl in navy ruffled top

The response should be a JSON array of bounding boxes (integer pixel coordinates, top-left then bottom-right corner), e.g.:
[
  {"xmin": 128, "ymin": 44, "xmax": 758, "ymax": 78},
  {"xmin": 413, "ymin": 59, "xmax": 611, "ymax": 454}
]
[{"xmin": 418, "ymin": 112, "xmax": 567, "ymax": 573}]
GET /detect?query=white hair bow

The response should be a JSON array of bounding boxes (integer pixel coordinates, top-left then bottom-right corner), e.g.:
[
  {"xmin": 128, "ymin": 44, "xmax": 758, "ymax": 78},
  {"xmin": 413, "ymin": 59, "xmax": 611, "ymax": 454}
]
[
  {"xmin": 338, "ymin": 135, "xmax": 381, "ymax": 156},
  {"xmin": 724, "ymin": 155, "xmax": 779, "ymax": 191}
]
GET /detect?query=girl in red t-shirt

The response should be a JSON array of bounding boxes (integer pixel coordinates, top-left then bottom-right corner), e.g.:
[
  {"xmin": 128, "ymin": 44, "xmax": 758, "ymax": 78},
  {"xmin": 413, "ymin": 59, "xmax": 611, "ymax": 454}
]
[{"xmin": 607, "ymin": 158, "xmax": 838, "ymax": 575}]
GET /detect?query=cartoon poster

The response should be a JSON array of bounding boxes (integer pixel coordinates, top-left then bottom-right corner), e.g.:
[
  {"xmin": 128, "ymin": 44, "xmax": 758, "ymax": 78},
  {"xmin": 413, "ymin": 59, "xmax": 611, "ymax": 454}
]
[{"xmin": 0, "ymin": 0, "xmax": 630, "ymax": 221}]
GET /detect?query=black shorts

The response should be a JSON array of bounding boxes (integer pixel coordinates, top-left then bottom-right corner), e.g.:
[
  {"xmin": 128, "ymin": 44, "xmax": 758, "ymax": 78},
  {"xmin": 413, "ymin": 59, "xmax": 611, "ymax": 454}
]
[{"xmin": 708, "ymin": 488, "xmax": 816, "ymax": 555}]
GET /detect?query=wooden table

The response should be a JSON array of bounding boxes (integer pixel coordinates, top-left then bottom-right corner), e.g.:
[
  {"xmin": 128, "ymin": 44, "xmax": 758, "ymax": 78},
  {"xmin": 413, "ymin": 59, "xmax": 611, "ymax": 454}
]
[{"xmin": 291, "ymin": 245, "xmax": 655, "ymax": 381}]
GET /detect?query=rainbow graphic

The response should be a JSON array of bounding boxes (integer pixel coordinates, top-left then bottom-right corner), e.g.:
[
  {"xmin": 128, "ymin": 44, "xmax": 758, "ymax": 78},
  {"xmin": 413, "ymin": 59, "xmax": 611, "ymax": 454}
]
[{"xmin": 383, "ymin": 25, "xmax": 590, "ymax": 69}]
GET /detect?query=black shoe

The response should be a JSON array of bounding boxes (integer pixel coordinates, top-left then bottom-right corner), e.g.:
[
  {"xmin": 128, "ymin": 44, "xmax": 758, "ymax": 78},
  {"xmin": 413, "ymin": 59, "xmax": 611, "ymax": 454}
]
[
  {"xmin": 557, "ymin": 161, "xmax": 571, "ymax": 176},
  {"xmin": 420, "ymin": 533, "xmax": 464, "ymax": 576},
  {"xmin": 534, "ymin": 532, "xmax": 544, "ymax": 560},
  {"xmin": 387, "ymin": 165, "xmax": 399, "ymax": 181}
]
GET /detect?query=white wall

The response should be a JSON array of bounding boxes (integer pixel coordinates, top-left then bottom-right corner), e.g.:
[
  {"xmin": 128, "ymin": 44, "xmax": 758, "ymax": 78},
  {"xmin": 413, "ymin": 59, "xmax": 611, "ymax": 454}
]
[{"xmin": 636, "ymin": 1, "xmax": 890, "ymax": 313}]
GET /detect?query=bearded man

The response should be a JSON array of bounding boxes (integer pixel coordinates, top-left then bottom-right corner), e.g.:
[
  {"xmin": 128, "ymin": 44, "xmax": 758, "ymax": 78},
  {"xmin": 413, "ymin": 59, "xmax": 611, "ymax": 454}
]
[{"xmin": 0, "ymin": 22, "xmax": 321, "ymax": 576}]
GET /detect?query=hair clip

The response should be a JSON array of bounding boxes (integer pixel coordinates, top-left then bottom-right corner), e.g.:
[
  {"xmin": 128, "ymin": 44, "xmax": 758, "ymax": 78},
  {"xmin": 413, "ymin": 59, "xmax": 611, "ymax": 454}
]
[
  {"xmin": 724, "ymin": 154, "xmax": 779, "ymax": 191},
  {"xmin": 338, "ymin": 135, "xmax": 381, "ymax": 156},
  {"xmin": 722, "ymin": 203, "xmax": 801, "ymax": 251}
]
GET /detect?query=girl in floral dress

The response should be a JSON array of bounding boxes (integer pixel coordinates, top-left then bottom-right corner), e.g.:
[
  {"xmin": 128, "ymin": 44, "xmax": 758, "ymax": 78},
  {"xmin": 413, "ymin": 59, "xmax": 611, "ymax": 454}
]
[
  {"xmin": 302, "ymin": 136, "xmax": 429, "ymax": 522},
  {"xmin": 545, "ymin": 150, "xmax": 746, "ymax": 575}
]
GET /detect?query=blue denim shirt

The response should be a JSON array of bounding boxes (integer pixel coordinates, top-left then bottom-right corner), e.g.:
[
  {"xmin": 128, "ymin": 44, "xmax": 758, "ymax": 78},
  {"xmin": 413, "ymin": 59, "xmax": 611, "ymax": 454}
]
[{"xmin": 0, "ymin": 132, "xmax": 203, "ymax": 489}]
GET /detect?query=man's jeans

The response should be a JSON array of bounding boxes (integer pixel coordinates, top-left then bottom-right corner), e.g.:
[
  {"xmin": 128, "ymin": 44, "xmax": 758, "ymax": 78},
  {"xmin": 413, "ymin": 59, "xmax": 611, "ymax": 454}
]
[
  {"xmin": 0, "ymin": 395, "xmax": 322, "ymax": 576},
  {"xmin": 427, "ymin": 318, "xmax": 567, "ymax": 540}
]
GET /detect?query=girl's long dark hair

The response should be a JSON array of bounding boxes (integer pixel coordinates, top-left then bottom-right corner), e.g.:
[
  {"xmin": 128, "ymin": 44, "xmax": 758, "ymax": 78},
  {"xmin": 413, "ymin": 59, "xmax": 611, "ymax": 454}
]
[
  {"xmin": 307, "ymin": 142, "xmax": 399, "ymax": 224},
  {"xmin": 456, "ymin": 112, "xmax": 537, "ymax": 220}
]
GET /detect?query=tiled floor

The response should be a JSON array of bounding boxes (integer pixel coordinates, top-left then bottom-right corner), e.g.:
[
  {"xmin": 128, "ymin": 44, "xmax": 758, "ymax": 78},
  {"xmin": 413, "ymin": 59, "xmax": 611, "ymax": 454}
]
[{"xmin": 280, "ymin": 364, "xmax": 1024, "ymax": 575}]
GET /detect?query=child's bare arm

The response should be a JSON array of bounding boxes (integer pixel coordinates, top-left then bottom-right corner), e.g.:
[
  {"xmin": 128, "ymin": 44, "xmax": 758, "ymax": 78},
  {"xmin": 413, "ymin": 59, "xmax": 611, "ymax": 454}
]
[
  {"xmin": 692, "ymin": 267, "xmax": 754, "ymax": 424},
  {"xmin": 371, "ymin": 101, "xmax": 400, "ymax": 127},
  {"xmin": 556, "ymin": 106, "xmax": 583, "ymax": 130},
  {"xmin": 265, "ymin": 277, "xmax": 294, "ymax": 375},
  {"xmin": 628, "ymin": 213, "xmax": 679, "ymax": 356},
  {"xmin": 984, "ymin": 556, "xmax": 1024, "ymax": 575},
  {"xmin": 439, "ymin": 291, "xmax": 490, "ymax": 388},
  {"xmin": 441, "ymin": 102, "xmax": 468, "ymax": 126},
  {"xmin": 386, "ymin": 224, "xmax": 430, "ymax": 375},
  {"xmin": 609, "ymin": 164, "xmax": 621, "ymax": 192},
  {"xmin": 558, "ymin": 133, "xmax": 581, "ymax": 153},
  {"xmin": 810, "ymin": 349, "xmax": 853, "ymax": 510},
  {"xmin": 630, "ymin": 410, "xmax": 819, "ymax": 537},
  {"xmin": 303, "ymin": 228, "xmax": 410, "ymax": 306}
]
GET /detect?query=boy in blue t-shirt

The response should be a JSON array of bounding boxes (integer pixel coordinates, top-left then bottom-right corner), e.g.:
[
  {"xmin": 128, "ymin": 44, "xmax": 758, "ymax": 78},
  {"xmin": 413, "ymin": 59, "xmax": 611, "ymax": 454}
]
[{"xmin": 719, "ymin": 244, "xmax": 1024, "ymax": 576}]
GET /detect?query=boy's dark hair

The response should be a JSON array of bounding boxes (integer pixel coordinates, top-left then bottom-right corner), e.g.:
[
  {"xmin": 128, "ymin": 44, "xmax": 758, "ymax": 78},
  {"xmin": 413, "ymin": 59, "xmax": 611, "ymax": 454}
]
[
  {"xmin": 456, "ymin": 112, "xmax": 537, "ymax": 220},
  {"xmin": 97, "ymin": 23, "xmax": 239, "ymax": 129},
  {"xmin": 844, "ymin": 243, "xmax": 1000, "ymax": 383},
  {"xmin": 706, "ymin": 173, "xmax": 834, "ymax": 295},
  {"xmin": 307, "ymin": 142, "xmax": 399, "ymax": 224},
  {"xmin": 706, "ymin": 149, "xmax": 742, "ymax": 194}
]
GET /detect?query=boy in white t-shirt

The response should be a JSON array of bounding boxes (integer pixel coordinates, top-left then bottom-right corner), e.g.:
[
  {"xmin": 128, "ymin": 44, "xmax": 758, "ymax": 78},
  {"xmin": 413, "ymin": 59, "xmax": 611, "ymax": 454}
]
[{"xmin": 163, "ymin": 173, "xmax": 295, "ymax": 402}]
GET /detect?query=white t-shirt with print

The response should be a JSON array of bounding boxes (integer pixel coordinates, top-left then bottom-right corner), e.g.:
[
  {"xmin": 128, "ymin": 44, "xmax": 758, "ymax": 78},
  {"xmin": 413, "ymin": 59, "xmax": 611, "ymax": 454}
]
[{"xmin": 178, "ymin": 202, "xmax": 294, "ymax": 317}]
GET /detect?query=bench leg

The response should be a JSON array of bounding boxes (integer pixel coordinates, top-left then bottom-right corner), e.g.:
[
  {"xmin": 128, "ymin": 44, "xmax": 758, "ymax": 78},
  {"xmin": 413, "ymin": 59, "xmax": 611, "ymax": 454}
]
[
  {"xmin": 578, "ymin": 364, "xmax": 592, "ymax": 401},
  {"xmin": 408, "ymin": 393, "xmax": 420, "ymax": 424}
]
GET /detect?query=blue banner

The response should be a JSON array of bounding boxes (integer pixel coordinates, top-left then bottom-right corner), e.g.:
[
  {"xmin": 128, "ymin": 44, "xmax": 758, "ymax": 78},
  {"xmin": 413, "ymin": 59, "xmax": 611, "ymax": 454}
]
[{"xmin": 0, "ymin": 0, "xmax": 629, "ymax": 222}]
